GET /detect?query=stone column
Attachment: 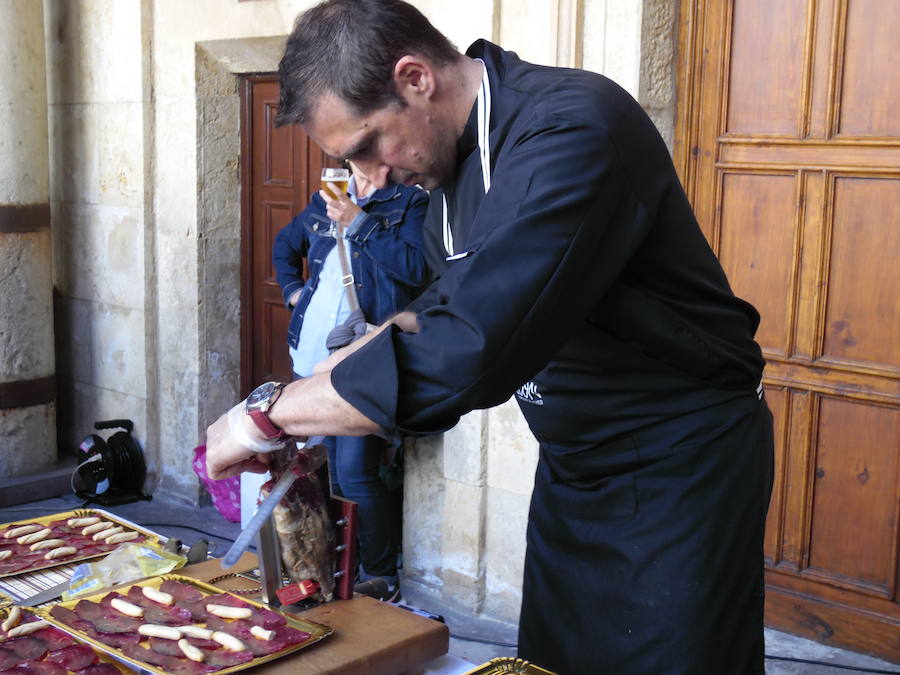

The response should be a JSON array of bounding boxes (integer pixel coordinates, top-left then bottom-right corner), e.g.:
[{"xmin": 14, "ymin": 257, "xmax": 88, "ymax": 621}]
[{"xmin": 0, "ymin": 0, "xmax": 56, "ymax": 476}]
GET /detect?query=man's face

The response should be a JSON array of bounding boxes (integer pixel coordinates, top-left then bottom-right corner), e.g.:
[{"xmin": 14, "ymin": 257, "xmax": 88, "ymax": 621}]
[{"xmin": 304, "ymin": 91, "xmax": 457, "ymax": 191}]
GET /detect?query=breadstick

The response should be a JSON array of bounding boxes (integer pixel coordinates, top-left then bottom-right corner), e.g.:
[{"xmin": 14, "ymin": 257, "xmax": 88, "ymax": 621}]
[
  {"xmin": 4, "ymin": 524, "xmax": 42, "ymax": 539},
  {"xmin": 177, "ymin": 625, "xmax": 213, "ymax": 639},
  {"xmin": 93, "ymin": 526, "xmax": 124, "ymax": 542},
  {"xmin": 0, "ymin": 551, "xmax": 11, "ymax": 562},
  {"xmin": 82, "ymin": 521, "xmax": 113, "ymax": 536},
  {"xmin": 250, "ymin": 625, "xmax": 275, "ymax": 641},
  {"xmin": 6, "ymin": 620, "xmax": 49, "ymax": 638},
  {"xmin": 110, "ymin": 598, "xmax": 144, "ymax": 618},
  {"xmin": 44, "ymin": 546, "xmax": 77, "ymax": 560},
  {"xmin": 212, "ymin": 631, "xmax": 246, "ymax": 651},
  {"xmin": 106, "ymin": 531, "xmax": 139, "ymax": 545},
  {"xmin": 30, "ymin": 538, "xmax": 66, "ymax": 551},
  {"xmin": 206, "ymin": 604, "xmax": 252, "ymax": 619},
  {"xmin": 178, "ymin": 638, "xmax": 205, "ymax": 662},
  {"xmin": 17, "ymin": 528, "xmax": 51, "ymax": 545},
  {"xmin": 142, "ymin": 586, "xmax": 174, "ymax": 606},
  {"xmin": 138, "ymin": 624, "xmax": 182, "ymax": 640},
  {"xmin": 1, "ymin": 607, "xmax": 21, "ymax": 632},
  {"xmin": 67, "ymin": 517, "xmax": 100, "ymax": 527}
]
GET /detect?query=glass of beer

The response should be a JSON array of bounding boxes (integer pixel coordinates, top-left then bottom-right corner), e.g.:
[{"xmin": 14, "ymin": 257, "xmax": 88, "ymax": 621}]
[{"xmin": 320, "ymin": 167, "xmax": 351, "ymax": 237}]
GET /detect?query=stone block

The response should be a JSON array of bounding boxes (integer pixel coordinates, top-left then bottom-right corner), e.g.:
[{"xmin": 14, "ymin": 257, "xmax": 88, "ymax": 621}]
[
  {"xmin": 485, "ymin": 399, "xmax": 538, "ymax": 495},
  {"xmin": 99, "ymin": 102, "xmax": 145, "ymax": 208},
  {"xmin": 443, "ymin": 410, "xmax": 486, "ymax": 485},
  {"xmin": 153, "ymin": 366, "xmax": 200, "ymax": 497},
  {"xmin": 154, "ymin": 97, "xmax": 198, "ymax": 237},
  {"xmin": 499, "ymin": 0, "xmax": 557, "ymax": 66},
  {"xmin": 403, "ymin": 435, "xmax": 446, "ymax": 585},
  {"xmin": 49, "ymin": 103, "xmax": 100, "ymax": 204},
  {"xmin": 198, "ymin": 237, "xmax": 241, "ymax": 429},
  {"xmin": 89, "ymin": 302, "xmax": 147, "ymax": 398},
  {"xmin": 44, "ymin": 0, "xmax": 143, "ymax": 105},
  {"xmin": 639, "ymin": 0, "xmax": 677, "ymax": 110},
  {"xmin": 52, "ymin": 202, "xmax": 144, "ymax": 310},
  {"xmin": 196, "ymin": 96, "xmax": 242, "ymax": 240},
  {"xmin": 0, "ymin": 100, "xmax": 49, "ymax": 204},
  {"xmin": 0, "ymin": 403, "xmax": 56, "ymax": 478},
  {"xmin": 483, "ymin": 487, "xmax": 530, "ymax": 622},
  {"xmin": 440, "ymin": 567, "xmax": 483, "ymax": 614},
  {"xmin": 0, "ymin": 230, "xmax": 54, "ymax": 381},
  {"xmin": 442, "ymin": 479, "xmax": 485, "ymax": 579},
  {"xmin": 54, "ymin": 296, "xmax": 93, "ymax": 384}
]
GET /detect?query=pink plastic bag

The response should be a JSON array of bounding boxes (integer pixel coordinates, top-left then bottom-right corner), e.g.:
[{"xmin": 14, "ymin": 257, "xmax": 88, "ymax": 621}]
[{"xmin": 192, "ymin": 445, "xmax": 241, "ymax": 522}]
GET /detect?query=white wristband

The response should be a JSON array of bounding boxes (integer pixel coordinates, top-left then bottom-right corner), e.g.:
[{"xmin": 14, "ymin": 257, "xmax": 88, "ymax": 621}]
[{"xmin": 226, "ymin": 401, "xmax": 286, "ymax": 453}]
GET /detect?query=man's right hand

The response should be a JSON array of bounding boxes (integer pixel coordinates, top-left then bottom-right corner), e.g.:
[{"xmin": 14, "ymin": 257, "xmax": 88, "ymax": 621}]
[{"xmin": 205, "ymin": 406, "xmax": 272, "ymax": 480}]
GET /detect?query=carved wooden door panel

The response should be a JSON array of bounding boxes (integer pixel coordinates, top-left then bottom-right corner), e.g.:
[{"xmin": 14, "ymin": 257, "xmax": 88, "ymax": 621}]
[
  {"xmin": 240, "ymin": 75, "xmax": 336, "ymax": 394},
  {"xmin": 675, "ymin": 0, "xmax": 900, "ymax": 661}
]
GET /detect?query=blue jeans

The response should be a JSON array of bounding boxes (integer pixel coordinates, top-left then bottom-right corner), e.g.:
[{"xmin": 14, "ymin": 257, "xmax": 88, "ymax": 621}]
[{"xmin": 325, "ymin": 435, "xmax": 399, "ymax": 579}]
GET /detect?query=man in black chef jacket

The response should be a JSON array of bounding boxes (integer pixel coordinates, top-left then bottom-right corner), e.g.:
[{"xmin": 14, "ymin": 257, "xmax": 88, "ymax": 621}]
[{"xmin": 206, "ymin": 1, "xmax": 775, "ymax": 673}]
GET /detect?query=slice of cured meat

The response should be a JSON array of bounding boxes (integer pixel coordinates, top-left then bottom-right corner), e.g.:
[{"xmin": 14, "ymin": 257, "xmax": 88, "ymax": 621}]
[
  {"xmin": 48, "ymin": 606, "xmax": 92, "ymax": 634},
  {"xmin": 147, "ymin": 636, "xmax": 184, "ymax": 657},
  {"xmin": 76, "ymin": 665, "xmax": 123, "ymax": 675},
  {"xmin": 158, "ymin": 580, "xmax": 203, "ymax": 603},
  {"xmin": 3, "ymin": 661, "xmax": 67, "ymax": 674},
  {"xmin": 120, "ymin": 644, "xmax": 207, "ymax": 674},
  {"xmin": 83, "ymin": 629, "xmax": 140, "ymax": 649},
  {"xmin": 201, "ymin": 647, "xmax": 254, "ymax": 669},
  {"xmin": 33, "ymin": 627, "xmax": 76, "ymax": 652},
  {"xmin": 0, "ymin": 648, "xmax": 20, "ymax": 670},
  {"xmin": 4, "ymin": 637, "xmax": 48, "ymax": 662},
  {"xmin": 45, "ymin": 644, "xmax": 98, "ymax": 670},
  {"xmin": 272, "ymin": 625, "xmax": 311, "ymax": 645}
]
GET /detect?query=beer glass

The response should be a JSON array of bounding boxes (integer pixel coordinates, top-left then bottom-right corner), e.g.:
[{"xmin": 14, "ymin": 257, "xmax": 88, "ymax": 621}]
[{"xmin": 320, "ymin": 167, "xmax": 351, "ymax": 237}]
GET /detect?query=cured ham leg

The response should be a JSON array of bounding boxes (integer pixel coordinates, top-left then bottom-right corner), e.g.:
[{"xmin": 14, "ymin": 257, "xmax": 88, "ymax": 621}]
[{"xmin": 261, "ymin": 442, "xmax": 336, "ymax": 602}]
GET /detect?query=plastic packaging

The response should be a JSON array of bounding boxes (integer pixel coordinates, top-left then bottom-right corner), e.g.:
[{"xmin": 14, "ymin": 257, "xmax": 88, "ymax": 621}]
[
  {"xmin": 62, "ymin": 543, "xmax": 187, "ymax": 601},
  {"xmin": 192, "ymin": 445, "xmax": 241, "ymax": 522}
]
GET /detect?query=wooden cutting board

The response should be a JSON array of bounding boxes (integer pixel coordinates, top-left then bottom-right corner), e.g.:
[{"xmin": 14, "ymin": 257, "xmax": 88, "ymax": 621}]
[{"xmin": 180, "ymin": 554, "xmax": 449, "ymax": 675}]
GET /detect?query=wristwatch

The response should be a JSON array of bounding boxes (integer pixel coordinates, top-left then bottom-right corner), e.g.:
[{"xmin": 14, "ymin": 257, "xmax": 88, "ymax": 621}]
[{"xmin": 245, "ymin": 381, "xmax": 287, "ymax": 439}]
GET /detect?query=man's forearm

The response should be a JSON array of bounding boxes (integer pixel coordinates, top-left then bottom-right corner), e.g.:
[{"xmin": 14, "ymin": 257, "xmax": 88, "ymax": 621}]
[{"xmin": 269, "ymin": 372, "xmax": 380, "ymax": 438}]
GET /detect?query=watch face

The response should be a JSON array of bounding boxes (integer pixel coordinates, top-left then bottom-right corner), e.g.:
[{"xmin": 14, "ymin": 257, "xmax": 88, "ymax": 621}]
[{"xmin": 247, "ymin": 381, "xmax": 276, "ymax": 408}]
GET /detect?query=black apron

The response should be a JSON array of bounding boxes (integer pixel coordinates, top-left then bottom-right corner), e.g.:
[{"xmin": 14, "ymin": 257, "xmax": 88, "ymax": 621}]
[{"xmin": 518, "ymin": 392, "xmax": 774, "ymax": 674}]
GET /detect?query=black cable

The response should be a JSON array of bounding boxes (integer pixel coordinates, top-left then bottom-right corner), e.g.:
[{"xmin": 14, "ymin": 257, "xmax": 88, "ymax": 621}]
[
  {"xmin": 447, "ymin": 635, "xmax": 900, "ymax": 674},
  {"xmin": 765, "ymin": 655, "xmax": 900, "ymax": 674},
  {"xmin": 449, "ymin": 633, "xmax": 516, "ymax": 649},
  {"xmin": 138, "ymin": 523, "xmax": 241, "ymax": 545}
]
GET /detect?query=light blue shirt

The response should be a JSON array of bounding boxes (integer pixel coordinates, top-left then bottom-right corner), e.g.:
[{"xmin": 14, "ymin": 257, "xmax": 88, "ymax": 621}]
[{"xmin": 290, "ymin": 177, "xmax": 370, "ymax": 377}]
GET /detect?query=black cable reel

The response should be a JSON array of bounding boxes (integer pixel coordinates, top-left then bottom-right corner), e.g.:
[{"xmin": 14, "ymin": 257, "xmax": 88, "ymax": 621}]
[{"xmin": 72, "ymin": 419, "xmax": 152, "ymax": 506}]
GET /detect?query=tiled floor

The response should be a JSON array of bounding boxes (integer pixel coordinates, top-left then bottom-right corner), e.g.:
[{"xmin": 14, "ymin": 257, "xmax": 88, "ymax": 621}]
[{"xmin": 2, "ymin": 494, "xmax": 898, "ymax": 674}]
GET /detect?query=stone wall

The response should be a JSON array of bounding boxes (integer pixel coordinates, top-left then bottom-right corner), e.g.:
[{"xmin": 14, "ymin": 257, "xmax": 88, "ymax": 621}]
[{"xmin": 40, "ymin": 0, "xmax": 678, "ymax": 631}]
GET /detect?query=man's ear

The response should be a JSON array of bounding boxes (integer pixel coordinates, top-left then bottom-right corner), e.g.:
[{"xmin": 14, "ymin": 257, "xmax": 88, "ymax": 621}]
[{"xmin": 393, "ymin": 55, "xmax": 436, "ymax": 103}]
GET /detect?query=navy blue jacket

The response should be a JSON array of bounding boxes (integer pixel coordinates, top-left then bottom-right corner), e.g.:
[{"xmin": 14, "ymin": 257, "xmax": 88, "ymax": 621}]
[
  {"xmin": 272, "ymin": 183, "xmax": 429, "ymax": 349},
  {"xmin": 332, "ymin": 41, "xmax": 765, "ymax": 441}
]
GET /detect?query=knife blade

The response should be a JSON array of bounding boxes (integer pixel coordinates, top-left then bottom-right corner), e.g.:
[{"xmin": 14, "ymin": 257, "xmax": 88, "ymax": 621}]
[{"xmin": 18, "ymin": 579, "xmax": 71, "ymax": 607}]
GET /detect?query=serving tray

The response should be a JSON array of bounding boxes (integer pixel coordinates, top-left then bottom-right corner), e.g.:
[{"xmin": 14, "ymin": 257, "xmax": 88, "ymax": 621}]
[
  {"xmin": 464, "ymin": 657, "xmax": 558, "ymax": 675},
  {"xmin": 0, "ymin": 509, "xmax": 161, "ymax": 579},
  {"xmin": 0, "ymin": 604, "xmax": 128, "ymax": 673},
  {"xmin": 38, "ymin": 574, "xmax": 333, "ymax": 674}
]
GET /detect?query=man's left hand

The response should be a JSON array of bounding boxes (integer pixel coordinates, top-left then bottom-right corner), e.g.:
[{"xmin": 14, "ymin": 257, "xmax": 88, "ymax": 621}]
[{"xmin": 205, "ymin": 408, "xmax": 271, "ymax": 480}]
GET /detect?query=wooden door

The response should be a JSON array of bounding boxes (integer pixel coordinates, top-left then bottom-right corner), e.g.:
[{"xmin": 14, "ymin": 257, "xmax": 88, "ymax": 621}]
[
  {"xmin": 240, "ymin": 75, "xmax": 337, "ymax": 394},
  {"xmin": 675, "ymin": 0, "xmax": 900, "ymax": 662}
]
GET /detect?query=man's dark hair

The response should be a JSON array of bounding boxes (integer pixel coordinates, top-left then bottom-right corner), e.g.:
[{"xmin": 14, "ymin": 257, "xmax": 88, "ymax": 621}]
[{"xmin": 276, "ymin": 0, "xmax": 458, "ymax": 127}]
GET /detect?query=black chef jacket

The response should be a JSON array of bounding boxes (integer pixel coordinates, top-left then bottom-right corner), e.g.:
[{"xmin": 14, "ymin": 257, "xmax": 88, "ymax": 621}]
[{"xmin": 333, "ymin": 41, "xmax": 774, "ymax": 675}]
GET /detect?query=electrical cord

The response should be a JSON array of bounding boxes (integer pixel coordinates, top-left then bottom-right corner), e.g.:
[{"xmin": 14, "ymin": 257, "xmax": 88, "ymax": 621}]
[
  {"xmin": 69, "ymin": 454, "xmax": 104, "ymax": 495},
  {"xmin": 447, "ymin": 635, "xmax": 900, "ymax": 674},
  {"xmin": 138, "ymin": 523, "xmax": 242, "ymax": 546}
]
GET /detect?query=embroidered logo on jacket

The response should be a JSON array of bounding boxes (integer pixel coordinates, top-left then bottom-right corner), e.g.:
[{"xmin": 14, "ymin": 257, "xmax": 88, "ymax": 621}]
[{"xmin": 515, "ymin": 381, "xmax": 544, "ymax": 406}]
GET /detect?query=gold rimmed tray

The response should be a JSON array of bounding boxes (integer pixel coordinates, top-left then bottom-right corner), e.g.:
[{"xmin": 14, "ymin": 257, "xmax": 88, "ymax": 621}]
[
  {"xmin": 1, "ymin": 604, "xmax": 129, "ymax": 673},
  {"xmin": 0, "ymin": 509, "xmax": 162, "ymax": 579},
  {"xmin": 464, "ymin": 657, "xmax": 558, "ymax": 675},
  {"xmin": 37, "ymin": 574, "xmax": 333, "ymax": 674}
]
